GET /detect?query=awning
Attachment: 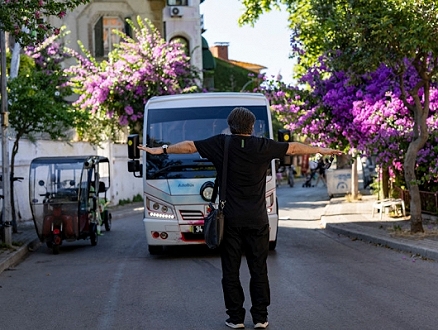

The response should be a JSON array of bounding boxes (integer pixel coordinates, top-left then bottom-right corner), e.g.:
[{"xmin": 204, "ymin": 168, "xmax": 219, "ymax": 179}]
[{"xmin": 202, "ymin": 36, "xmax": 216, "ymax": 71}]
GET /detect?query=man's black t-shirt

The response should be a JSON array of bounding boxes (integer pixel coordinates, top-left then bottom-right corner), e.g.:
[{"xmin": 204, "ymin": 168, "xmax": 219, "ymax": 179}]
[{"xmin": 194, "ymin": 134, "xmax": 288, "ymax": 227}]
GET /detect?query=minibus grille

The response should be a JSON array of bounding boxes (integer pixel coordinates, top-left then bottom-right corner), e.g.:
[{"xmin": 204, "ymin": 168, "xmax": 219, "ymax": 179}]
[{"xmin": 180, "ymin": 210, "xmax": 204, "ymax": 221}]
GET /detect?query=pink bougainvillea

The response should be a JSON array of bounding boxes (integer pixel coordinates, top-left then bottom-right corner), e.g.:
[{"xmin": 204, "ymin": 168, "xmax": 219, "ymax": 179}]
[
  {"xmin": 255, "ymin": 57, "xmax": 438, "ymax": 190},
  {"xmin": 66, "ymin": 17, "xmax": 200, "ymax": 129}
]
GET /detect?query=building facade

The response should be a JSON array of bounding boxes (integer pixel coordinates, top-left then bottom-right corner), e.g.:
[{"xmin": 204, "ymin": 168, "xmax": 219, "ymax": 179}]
[{"xmin": 47, "ymin": 0, "xmax": 205, "ymax": 78}]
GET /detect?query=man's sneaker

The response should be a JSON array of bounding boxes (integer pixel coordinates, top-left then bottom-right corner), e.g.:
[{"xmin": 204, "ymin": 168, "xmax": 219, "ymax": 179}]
[
  {"xmin": 254, "ymin": 321, "xmax": 269, "ymax": 329},
  {"xmin": 225, "ymin": 320, "xmax": 245, "ymax": 329}
]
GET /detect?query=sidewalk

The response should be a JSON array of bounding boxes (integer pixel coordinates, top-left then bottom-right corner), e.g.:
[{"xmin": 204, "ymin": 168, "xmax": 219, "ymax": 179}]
[
  {"xmin": 0, "ymin": 202, "xmax": 144, "ymax": 274},
  {"xmin": 2, "ymin": 196, "xmax": 438, "ymax": 274},
  {"xmin": 321, "ymin": 194, "xmax": 438, "ymax": 261}
]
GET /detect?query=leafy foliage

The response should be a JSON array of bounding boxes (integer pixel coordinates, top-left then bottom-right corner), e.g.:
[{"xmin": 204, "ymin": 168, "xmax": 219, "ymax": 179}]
[
  {"xmin": 6, "ymin": 31, "xmax": 89, "ymax": 227},
  {"xmin": 213, "ymin": 57, "xmax": 258, "ymax": 92},
  {"xmin": 243, "ymin": 0, "xmax": 438, "ymax": 231},
  {"xmin": 0, "ymin": 0, "xmax": 90, "ymax": 46},
  {"xmin": 8, "ymin": 32, "xmax": 84, "ymax": 142},
  {"xmin": 256, "ymin": 59, "xmax": 438, "ymax": 190}
]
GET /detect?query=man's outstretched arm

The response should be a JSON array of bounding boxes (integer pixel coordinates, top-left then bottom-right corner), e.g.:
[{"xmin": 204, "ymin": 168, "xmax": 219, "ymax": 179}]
[
  {"xmin": 138, "ymin": 141, "xmax": 197, "ymax": 155},
  {"xmin": 286, "ymin": 142, "xmax": 343, "ymax": 156}
]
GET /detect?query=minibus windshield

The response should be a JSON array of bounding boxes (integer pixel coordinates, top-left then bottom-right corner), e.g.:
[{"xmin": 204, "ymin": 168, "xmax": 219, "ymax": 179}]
[{"xmin": 145, "ymin": 105, "xmax": 269, "ymax": 179}]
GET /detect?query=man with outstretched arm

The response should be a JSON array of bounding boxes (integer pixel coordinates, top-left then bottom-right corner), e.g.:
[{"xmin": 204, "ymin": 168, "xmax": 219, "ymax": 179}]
[{"xmin": 138, "ymin": 107, "xmax": 343, "ymax": 329}]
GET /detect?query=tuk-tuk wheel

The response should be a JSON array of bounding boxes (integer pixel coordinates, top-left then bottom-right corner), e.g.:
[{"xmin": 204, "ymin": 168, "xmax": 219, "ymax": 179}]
[
  {"xmin": 90, "ymin": 224, "xmax": 98, "ymax": 246},
  {"xmin": 46, "ymin": 241, "xmax": 53, "ymax": 249},
  {"xmin": 52, "ymin": 245, "xmax": 60, "ymax": 255}
]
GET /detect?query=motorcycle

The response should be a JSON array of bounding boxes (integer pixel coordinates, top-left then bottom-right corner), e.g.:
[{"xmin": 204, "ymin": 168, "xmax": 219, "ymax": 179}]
[{"xmin": 29, "ymin": 156, "xmax": 111, "ymax": 254}]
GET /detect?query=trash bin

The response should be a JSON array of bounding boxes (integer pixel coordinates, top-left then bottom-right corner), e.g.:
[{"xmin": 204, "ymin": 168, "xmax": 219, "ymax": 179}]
[{"xmin": 326, "ymin": 169, "xmax": 351, "ymax": 197}]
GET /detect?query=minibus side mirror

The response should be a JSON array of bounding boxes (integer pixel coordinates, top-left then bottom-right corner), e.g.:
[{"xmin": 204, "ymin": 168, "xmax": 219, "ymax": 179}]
[{"xmin": 127, "ymin": 134, "xmax": 143, "ymax": 178}]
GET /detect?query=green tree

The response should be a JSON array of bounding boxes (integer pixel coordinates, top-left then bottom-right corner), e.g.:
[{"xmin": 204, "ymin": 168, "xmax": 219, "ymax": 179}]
[
  {"xmin": 7, "ymin": 34, "xmax": 88, "ymax": 229},
  {"xmin": 240, "ymin": 0, "xmax": 438, "ymax": 233},
  {"xmin": 0, "ymin": 0, "xmax": 90, "ymax": 45},
  {"xmin": 0, "ymin": 0, "xmax": 90, "ymax": 240},
  {"xmin": 213, "ymin": 58, "xmax": 258, "ymax": 92},
  {"xmin": 316, "ymin": 0, "xmax": 438, "ymax": 233}
]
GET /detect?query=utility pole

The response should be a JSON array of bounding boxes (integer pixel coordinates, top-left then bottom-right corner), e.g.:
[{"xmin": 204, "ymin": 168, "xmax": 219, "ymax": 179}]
[{"xmin": 0, "ymin": 27, "xmax": 12, "ymax": 245}]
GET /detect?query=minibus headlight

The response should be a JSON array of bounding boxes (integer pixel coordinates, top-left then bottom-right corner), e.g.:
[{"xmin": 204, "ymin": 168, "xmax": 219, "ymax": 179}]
[
  {"xmin": 146, "ymin": 197, "xmax": 175, "ymax": 219},
  {"xmin": 200, "ymin": 181, "xmax": 215, "ymax": 202}
]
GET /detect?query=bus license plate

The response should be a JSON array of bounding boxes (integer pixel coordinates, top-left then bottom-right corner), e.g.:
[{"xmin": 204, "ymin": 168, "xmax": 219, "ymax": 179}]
[{"xmin": 191, "ymin": 225, "xmax": 203, "ymax": 234}]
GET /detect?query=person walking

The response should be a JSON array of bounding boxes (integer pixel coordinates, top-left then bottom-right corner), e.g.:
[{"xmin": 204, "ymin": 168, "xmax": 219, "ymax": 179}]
[
  {"xmin": 138, "ymin": 107, "xmax": 342, "ymax": 329},
  {"xmin": 314, "ymin": 157, "xmax": 328, "ymax": 187}
]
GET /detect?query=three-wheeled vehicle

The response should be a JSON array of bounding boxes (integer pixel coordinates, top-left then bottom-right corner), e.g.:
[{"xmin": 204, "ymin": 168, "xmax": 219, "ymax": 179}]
[{"xmin": 29, "ymin": 156, "xmax": 111, "ymax": 254}]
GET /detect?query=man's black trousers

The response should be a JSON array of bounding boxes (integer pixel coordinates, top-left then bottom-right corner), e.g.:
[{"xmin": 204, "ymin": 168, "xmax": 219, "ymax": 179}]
[{"xmin": 220, "ymin": 224, "xmax": 270, "ymax": 324}]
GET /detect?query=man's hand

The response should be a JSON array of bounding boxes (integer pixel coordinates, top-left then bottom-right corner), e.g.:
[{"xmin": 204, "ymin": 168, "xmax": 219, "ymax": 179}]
[
  {"xmin": 138, "ymin": 144, "xmax": 163, "ymax": 155},
  {"xmin": 138, "ymin": 141, "xmax": 197, "ymax": 154},
  {"xmin": 287, "ymin": 142, "xmax": 344, "ymax": 156},
  {"xmin": 318, "ymin": 148, "xmax": 344, "ymax": 156}
]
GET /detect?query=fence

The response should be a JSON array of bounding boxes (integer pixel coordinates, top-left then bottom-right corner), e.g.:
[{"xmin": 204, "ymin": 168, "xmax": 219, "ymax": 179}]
[{"xmin": 394, "ymin": 187, "xmax": 438, "ymax": 216}]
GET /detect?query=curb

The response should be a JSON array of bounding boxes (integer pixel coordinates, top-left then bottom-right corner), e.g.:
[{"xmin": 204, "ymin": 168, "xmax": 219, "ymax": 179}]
[
  {"xmin": 325, "ymin": 222, "xmax": 438, "ymax": 261},
  {"xmin": 0, "ymin": 241, "xmax": 35, "ymax": 274}
]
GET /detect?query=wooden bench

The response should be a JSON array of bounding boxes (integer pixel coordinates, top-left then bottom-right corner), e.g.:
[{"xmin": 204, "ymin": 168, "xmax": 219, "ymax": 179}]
[{"xmin": 372, "ymin": 198, "xmax": 406, "ymax": 220}]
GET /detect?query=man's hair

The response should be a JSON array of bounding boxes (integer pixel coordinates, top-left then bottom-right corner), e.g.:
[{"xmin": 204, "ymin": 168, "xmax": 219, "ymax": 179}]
[{"xmin": 227, "ymin": 107, "xmax": 255, "ymax": 134}]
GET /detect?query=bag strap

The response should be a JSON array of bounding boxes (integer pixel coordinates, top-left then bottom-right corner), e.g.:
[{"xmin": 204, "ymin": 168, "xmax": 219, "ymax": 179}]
[{"xmin": 211, "ymin": 135, "xmax": 231, "ymax": 207}]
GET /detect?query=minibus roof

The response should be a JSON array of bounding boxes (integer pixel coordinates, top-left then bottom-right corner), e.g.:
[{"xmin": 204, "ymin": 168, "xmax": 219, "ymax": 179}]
[{"xmin": 145, "ymin": 92, "xmax": 269, "ymax": 110}]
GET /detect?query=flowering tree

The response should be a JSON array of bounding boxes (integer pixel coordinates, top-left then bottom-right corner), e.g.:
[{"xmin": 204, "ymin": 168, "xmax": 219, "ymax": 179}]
[
  {"xmin": 244, "ymin": 0, "xmax": 438, "ymax": 233},
  {"xmin": 256, "ymin": 57, "xmax": 438, "ymax": 218},
  {"xmin": 67, "ymin": 17, "xmax": 201, "ymax": 143},
  {"xmin": 0, "ymin": 0, "xmax": 90, "ymax": 45}
]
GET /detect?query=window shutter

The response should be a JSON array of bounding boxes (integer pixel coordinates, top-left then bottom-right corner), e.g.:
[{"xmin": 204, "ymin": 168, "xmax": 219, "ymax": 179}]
[
  {"xmin": 124, "ymin": 17, "xmax": 132, "ymax": 38},
  {"xmin": 94, "ymin": 17, "xmax": 104, "ymax": 57}
]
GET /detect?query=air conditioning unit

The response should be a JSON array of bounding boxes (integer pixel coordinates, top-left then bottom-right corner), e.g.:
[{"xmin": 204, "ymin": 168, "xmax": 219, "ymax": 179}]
[{"xmin": 169, "ymin": 6, "xmax": 183, "ymax": 17}]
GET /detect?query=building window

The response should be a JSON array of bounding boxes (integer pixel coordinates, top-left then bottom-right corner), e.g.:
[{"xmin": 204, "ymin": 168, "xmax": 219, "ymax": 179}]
[
  {"xmin": 94, "ymin": 16, "xmax": 125, "ymax": 58},
  {"xmin": 170, "ymin": 36, "xmax": 190, "ymax": 57},
  {"xmin": 167, "ymin": 0, "xmax": 188, "ymax": 5}
]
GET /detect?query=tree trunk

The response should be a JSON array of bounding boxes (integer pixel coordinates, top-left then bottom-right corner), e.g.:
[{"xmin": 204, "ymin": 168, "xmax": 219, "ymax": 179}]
[
  {"xmin": 405, "ymin": 142, "xmax": 424, "ymax": 233},
  {"xmin": 381, "ymin": 167, "xmax": 389, "ymax": 199},
  {"xmin": 403, "ymin": 84, "xmax": 429, "ymax": 233},
  {"xmin": 351, "ymin": 156, "xmax": 358, "ymax": 199},
  {"xmin": 398, "ymin": 65, "xmax": 430, "ymax": 233}
]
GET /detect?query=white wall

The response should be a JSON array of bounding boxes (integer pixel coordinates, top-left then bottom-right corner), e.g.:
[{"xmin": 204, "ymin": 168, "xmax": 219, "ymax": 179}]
[
  {"xmin": 1, "ymin": 140, "xmax": 143, "ymax": 222},
  {"xmin": 163, "ymin": 1, "xmax": 203, "ymax": 75}
]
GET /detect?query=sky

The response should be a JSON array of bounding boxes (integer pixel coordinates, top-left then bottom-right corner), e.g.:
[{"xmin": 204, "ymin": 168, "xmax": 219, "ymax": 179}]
[{"xmin": 200, "ymin": 0, "xmax": 295, "ymax": 85}]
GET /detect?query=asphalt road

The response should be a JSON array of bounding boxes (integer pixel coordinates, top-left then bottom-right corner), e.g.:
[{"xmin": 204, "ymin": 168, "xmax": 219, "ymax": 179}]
[{"xmin": 1, "ymin": 181, "xmax": 438, "ymax": 330}]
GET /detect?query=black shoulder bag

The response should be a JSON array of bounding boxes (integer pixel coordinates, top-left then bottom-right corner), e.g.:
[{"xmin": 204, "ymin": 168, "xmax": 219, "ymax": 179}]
[{"xmin": 204, "ymin": 135, "xmax": 230, "ymax": 249}]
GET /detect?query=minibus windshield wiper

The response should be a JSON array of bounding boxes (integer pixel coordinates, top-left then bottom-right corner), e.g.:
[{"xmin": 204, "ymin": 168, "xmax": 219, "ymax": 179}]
[
  {"xmin": 193, "ymin": 158, "xmax": 212, "ymax": 163},
  {"xmin": 149, "ymin": 162, "xmax": 215, "ymax": 178}
]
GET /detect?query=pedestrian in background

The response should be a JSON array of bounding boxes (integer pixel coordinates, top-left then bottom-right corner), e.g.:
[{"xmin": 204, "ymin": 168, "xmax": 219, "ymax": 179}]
[
  {"xmin": 314, "ymin": 157, "xmax": 328, "ymax": 187},
  {"xmin": 138, "ymin": 107, "xmax": 342, "ymax": 329}
]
